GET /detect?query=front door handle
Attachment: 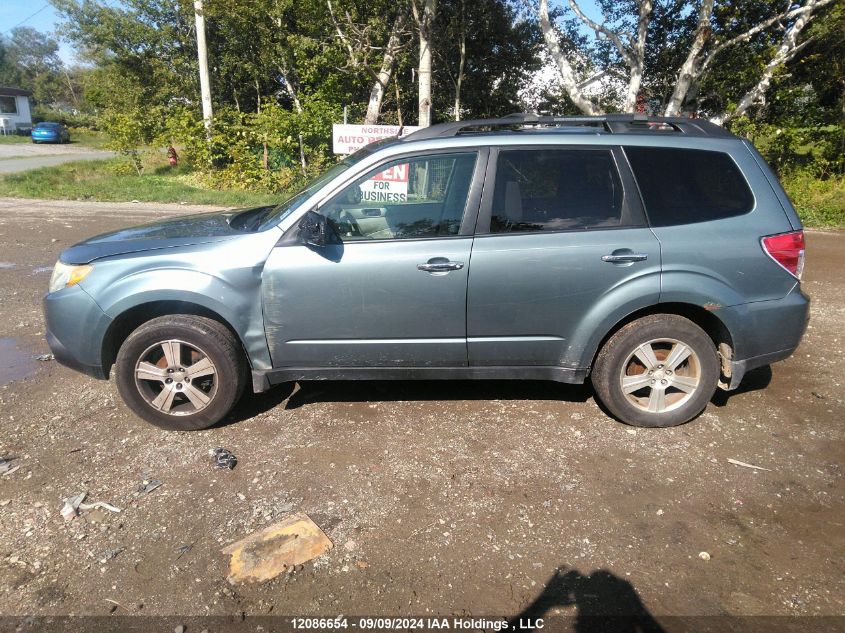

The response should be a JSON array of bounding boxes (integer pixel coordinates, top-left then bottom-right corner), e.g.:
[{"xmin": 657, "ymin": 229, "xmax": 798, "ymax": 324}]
[
  {"xmin": 602, "ymin": 253, "xmax": 648, "ymax": 263},
  {"xmin": 417, "ymin": 260, "xmax": 465, "ymax": 273}
]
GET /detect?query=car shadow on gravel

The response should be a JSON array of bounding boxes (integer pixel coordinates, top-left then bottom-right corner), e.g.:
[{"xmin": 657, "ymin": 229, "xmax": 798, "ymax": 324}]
[
  {"xmin": 281, "ymin": 379, "xmax": 594, "ymax": 410},
  {"xmin": 710, "ymin": 365, "xmax": 773, "ymax": 407},
  {"xmin": 214, "ymin": 383, "xmax": 298, "ymax": 427},
  {"xmin": 509, "ymin": 566, "xmax": 665, "ymax": 632}
]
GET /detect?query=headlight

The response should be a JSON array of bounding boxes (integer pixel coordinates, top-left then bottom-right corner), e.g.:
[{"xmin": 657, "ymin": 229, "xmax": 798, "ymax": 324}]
[{"xmin": 48, "ymin": 261, "xmax": 93, "ymax": 294}]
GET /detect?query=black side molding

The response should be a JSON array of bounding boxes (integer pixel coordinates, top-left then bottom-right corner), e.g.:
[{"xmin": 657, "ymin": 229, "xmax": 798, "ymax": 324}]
[{"xmin": 251, "ymin": 365, "xmax": 588, "ymax": 393}]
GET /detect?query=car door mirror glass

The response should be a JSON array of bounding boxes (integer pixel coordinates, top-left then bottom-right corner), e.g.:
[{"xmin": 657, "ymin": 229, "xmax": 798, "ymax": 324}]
[{"xmin": 298, "ymin": 211, "xmax": 341, "ymax": 248}]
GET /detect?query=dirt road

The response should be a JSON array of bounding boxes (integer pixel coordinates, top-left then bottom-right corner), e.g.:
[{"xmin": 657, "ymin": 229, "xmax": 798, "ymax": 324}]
[{"xmin": 0, "ymin": 198, "xmax": 842, "ymax": 629}]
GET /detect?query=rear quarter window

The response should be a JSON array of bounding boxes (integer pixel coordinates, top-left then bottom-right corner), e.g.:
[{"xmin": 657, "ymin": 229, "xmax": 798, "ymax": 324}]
[{"xmin": 624, "ymin": 147, "xmax": 754, "ymax": 227}]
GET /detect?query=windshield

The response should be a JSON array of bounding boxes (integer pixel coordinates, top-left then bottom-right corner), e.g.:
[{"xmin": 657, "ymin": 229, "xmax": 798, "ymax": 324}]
[{"xmin": 258, "ymin": 137, "xmax": 399, "ymax": 230}]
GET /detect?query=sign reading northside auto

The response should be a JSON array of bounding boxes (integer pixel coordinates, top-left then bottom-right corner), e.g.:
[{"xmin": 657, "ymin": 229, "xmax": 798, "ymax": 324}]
[{"xmin": 332, "ymin": 124, "xmax": 420, "ymax": 155}]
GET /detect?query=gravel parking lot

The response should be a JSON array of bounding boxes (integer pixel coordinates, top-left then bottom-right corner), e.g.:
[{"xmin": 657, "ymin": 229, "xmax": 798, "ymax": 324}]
[{"xmin": 0, "ymin": 198, "xmax": 842, "ymax": 630}]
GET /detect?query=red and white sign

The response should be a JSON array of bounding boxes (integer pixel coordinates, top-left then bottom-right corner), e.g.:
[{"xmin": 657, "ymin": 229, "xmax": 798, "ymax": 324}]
[
  {"xmin": 359, "ymin": 163, "xmax": 410, "ymax": 202},
  {"xmin": 332, "ymin": 124, "xmax": 420, "ymax": 155}
]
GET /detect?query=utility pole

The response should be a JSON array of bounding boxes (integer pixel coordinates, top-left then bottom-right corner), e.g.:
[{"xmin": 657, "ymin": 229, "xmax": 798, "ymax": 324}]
[
  {"xmin": 194, "ymin": 0, "xmax": 213, "ymax": 135},
  {"xmin": 412, "ymin": 0, "xmax": 437, "ymax": 127}
]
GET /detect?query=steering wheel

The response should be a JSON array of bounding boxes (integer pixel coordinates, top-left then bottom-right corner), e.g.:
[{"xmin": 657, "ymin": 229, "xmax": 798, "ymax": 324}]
[{"xmin": 337, "ymin": 209, "xmax": 362, "ymax": 237}]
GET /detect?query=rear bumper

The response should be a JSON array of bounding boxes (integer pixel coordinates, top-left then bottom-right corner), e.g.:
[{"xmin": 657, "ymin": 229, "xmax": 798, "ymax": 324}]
[
  {"xmin": 721, "ymin": 285, "xmax": 809, "ymax": 390},
  {"xmin": 726, "ymin": 347, "xmax": 796, "ymax": 390},
  {"xmin": 43, "ymin": 285, "xmax": 113, "ymax": 380}
]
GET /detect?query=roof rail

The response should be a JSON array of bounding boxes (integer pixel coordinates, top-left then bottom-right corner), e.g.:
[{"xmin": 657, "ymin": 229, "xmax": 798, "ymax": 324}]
[{"xmin": 402, "ymin": 113, "xmax": 733, "ymax": 141}]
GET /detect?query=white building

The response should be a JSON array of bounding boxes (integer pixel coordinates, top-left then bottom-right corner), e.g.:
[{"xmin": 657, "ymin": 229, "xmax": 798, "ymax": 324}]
[{"xmin": 0, "ymin": 87, "xmax": 33, "ymax": 134}]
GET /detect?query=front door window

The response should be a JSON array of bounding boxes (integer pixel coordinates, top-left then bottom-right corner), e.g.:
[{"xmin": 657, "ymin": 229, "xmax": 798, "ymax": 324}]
[{"xmin": 321, "ymin": 152, "xmax": 478, "ymax": 240}]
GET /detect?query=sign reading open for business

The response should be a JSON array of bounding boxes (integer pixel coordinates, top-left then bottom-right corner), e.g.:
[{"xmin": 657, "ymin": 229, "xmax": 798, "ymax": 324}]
[
  {"xmin": 332, "ymin": 124, "xmax": 420, "ymax": 155},
  {"xmin": 359, "ymin": 163, "xmax": 410, "ymax": 202}
]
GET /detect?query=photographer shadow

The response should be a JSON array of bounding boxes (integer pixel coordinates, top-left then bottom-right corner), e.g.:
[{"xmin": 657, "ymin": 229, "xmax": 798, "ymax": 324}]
[{"xmin": 509, "ymin": 567, "xmax": 665, "ymax": 633}]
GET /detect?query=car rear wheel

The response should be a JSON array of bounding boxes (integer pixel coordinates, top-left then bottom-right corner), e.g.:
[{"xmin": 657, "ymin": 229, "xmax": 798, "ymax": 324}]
[
  {"xmin": 591, "ymin": 315, "xmax": 719, "ymax": 427},
  {"xmin": 115, "ymin": 315, "xmax": 247, "ymax": 430}
]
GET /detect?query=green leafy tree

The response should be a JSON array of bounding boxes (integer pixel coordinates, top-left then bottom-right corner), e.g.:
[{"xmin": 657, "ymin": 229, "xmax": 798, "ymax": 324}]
[{"xmin": 0, "ymin": 27, "xmax": 68, "ymax": 105}]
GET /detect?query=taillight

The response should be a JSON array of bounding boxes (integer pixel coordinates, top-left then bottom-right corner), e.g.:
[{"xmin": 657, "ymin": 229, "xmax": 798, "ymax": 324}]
[{"xmin": 762, "ymin": 230, "xmax": 805, "ymax": 279}]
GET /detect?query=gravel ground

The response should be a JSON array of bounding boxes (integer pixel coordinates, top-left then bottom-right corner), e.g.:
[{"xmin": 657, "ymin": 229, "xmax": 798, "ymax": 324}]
[{"xmin": 0, "ymin": 199, "xmax": 842, "ymax": 629}]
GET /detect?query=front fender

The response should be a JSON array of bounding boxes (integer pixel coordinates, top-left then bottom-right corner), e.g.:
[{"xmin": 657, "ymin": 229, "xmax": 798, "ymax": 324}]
[
  {"xmin": 77, "ymin": 234, "xmax": 278, "ymax": 371},
  {"xmin": 95, "ymin": 270, "xmax": 271, "ymax": 371}
]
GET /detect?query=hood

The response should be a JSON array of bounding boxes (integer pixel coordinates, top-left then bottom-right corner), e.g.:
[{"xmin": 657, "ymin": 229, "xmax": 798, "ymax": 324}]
[{"xmin": 59, "ymin": 207, "xmax": 274, "ymax": 264}]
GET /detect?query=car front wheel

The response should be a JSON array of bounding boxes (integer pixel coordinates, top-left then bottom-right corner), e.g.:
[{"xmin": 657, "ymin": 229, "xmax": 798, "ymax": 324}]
[
  {"xmin": 115, "ymin": 315, "xmax": 247, "ymax": 430},
  {"xmin": 591, "ymin": 315, "xmax": 719, "ymax": 427}
]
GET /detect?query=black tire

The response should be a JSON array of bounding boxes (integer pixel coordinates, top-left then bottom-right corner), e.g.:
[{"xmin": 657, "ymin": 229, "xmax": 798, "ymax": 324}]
[
  {"xmin": 591, "ymin": 314, "xmax": 719, "ymax": 427},
  {"xmin": 115, "ymin": 315, "xmax": 247, "ymax": 430}
]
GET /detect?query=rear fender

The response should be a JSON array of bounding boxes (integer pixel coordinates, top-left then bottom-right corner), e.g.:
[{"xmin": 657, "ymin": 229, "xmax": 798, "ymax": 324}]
[{"xmin": 563, "ymin": 273, "xmax": 660, "ymax": 370}]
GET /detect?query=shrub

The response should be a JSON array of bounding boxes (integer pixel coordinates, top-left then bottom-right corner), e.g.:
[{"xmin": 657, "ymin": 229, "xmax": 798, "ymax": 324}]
[
  {"xmin": 730, "ymin": 118, "xmax": 844, "ymax": 178},
  {"xmin": 782, "ymin": 171, "xmax": 845, "ymax": 228},
  {"xmin": 100, "ymin": 107, "xmax": 161, "ymax": 176}
]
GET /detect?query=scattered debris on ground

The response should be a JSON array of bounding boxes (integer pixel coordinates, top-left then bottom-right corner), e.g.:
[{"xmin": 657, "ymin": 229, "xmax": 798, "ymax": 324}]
[
  {"xmin": 727, "ymin": 458, "xmax": 773, "ymax": 471},
  {"xmin": 0, "ymin": 457, "xmax": 20, "ymax": 477},
  {"xmin": 96, "ymin": 547, "xmax": 125, "ymax": 563},
  {"xmin": 60, "ymin": 492, "xmax": 122, "ymax": 520},
  {"xmin": 210, "ymin": 447, "xmax": 237, "ymax": 470},
  {"xmin": 34, "ymin": 353, "xmax": 54, "ymax": 362},
  {"xmin": 136, "ymin": 479, "xmax": 163, "ymax": 495},
  {"xmin": 223, "ymin": 513, "xmax": 333, "ymax": 583}
]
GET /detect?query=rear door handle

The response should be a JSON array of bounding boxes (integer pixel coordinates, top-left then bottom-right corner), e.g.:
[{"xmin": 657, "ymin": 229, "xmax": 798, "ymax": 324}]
[
  {"xmin": 601, "ymin": 253, "xmax": 648, "ymax": 263},
  {"xmin": 417, "ymin": 261, "xmax": 464, "ymax": 272}
]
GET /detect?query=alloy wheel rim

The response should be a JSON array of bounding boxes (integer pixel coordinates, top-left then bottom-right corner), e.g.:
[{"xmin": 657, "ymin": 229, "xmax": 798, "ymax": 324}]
[
  {"xmin": 619, "ymin": 338, "xmax": 701, "ymax": 414},
  {"xmin": 134, "ymin": 339, "xmax": 218, "ymax": 416}
]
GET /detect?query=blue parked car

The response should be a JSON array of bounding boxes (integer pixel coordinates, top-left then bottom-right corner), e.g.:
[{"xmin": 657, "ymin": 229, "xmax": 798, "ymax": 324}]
[
  {"xmin": 43, "ymin": 114, "xmax": 809, "ymax": 430},
  {"xmin": 31, "ymin": 121, "xmax": 70, "ymax": 144}
]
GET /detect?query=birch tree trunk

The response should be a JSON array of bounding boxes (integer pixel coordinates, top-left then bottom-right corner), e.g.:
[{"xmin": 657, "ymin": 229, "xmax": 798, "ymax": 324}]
[
  {"xmin": 664, "ymin": 0, "xmax": 714, "ymax": 116},
  {"xmin": 667, "ymin": 0, "xmax": 831, "ymax": 117},
  {"xmin": 726, "ymin": 0, "xmax": 828, "ymax": 121},
  {"xmin": 623, "ymin": 0, "xmax": 652, "ymax": 112},
  {"xmin": 413, "ymin": 0, "xmax": 438, "ymax": 127},
  {"xmin": 279, "ymin": 64, "xmax": 307, "ymax": 174},
  {"xmin": 537, "ymin": 0, "xmax": 601, "ymax": 115},
  {"xmin": 454, "ymin": 0, "xmax": 466, "ymax": 121},
  {"xmin": 364, "ymin": 14, "xmax": 405, "ymax": 125}
]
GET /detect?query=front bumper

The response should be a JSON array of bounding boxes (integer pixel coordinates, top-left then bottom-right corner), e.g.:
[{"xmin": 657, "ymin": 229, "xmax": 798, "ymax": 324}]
[{"xmin": 43, "ymin": 284, "xmax": 113, "ymax": 380}]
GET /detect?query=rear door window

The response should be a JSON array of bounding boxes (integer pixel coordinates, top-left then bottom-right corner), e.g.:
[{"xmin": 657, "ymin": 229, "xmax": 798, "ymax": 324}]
[
  {"xmin": 485, "ymin": 149, "xmax": 628, "ymax": 233},
  {"xmin": 624, "ymin": 146, "xmax": 754, "ymax": 226}
]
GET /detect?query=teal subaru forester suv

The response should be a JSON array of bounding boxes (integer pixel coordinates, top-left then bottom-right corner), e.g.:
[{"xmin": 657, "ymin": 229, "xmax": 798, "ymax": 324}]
[{"xmin": 43, "ymin": 114, "xmax": 809, "ymax": 430}]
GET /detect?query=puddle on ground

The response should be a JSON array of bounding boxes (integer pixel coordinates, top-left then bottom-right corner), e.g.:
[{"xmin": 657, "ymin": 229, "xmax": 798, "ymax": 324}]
[
  {"xmin": 0, "ymin": 262, "xmax": 15, "ymax": 269},
  {"xmin": 0, "ymin": 338, "xmax": 38, "ymax": 386}
]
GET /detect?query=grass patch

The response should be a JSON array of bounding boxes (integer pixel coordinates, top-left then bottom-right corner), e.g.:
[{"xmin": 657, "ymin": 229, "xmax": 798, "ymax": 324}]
[
  {"xmin": 67, "ymin": 128, "xmax": 109, "ymax": 149},
  {"xmin": 782, "ymin": 172, "xmax": 845, "ymax": 229},
  {"xmin": 0, "ymin": 157, "xmax": 281, "ymax": 207},
  {"xmin": 0, "ymin": 134, "xmax": 31, "ymax": 144}
]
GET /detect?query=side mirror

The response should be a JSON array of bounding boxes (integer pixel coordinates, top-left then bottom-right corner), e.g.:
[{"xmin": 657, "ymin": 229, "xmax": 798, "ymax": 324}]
[{"xmin": 298, "ymin": 211, "xmax": 340, "ymax": 248}]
